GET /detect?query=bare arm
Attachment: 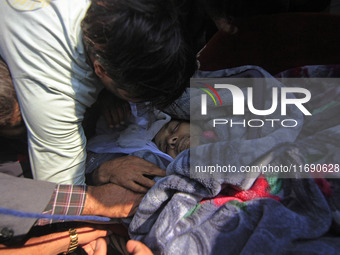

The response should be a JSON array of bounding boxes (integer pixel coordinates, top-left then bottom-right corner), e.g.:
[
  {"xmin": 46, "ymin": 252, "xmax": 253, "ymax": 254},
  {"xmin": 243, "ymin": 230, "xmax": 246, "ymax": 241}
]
[
  {"xmin": 0, "ymin": 227, "xmax": 108, "ymax": 255},
  {"xmin": 83, "ymin": 183, "xmax": 144, "ymax": 218}
]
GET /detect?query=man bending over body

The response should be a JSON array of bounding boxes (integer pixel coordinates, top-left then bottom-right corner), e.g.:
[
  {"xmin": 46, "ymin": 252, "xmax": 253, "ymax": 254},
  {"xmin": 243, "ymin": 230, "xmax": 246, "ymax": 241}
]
[
  {"xmin": 0, "ymin": 0, "xmax": 196, "ymax": 185},
  {"xmin": 0, "ymin": 56, "xmax": 147, "ymax": 254}
]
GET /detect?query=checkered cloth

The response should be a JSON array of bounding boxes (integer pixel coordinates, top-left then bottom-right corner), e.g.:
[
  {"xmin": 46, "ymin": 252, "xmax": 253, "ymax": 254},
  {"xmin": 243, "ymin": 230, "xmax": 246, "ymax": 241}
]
[{"xmin": 35, "ymin": 184, "xmax": 87, "ymax": 226}]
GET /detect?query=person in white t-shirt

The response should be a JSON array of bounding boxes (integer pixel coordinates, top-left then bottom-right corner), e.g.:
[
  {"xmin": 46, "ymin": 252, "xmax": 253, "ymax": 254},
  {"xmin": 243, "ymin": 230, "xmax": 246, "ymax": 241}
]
[{"xmin": 0, "ymin": 0, "xmax": 197, "ymax": 186}]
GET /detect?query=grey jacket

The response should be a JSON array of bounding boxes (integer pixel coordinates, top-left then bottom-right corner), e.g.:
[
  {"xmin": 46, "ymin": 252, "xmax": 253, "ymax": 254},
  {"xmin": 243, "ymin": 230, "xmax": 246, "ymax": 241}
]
[{"xmin": 0, "ymin": 173, "xmax": 55, "ymax": 243}]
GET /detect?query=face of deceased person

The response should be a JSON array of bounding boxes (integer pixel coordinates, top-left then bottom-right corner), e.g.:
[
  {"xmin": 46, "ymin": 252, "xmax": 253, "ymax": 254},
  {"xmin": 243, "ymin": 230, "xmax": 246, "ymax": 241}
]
[{"xmin": 153, "ymin": 120, "xmax": 202, "ymax": 158}]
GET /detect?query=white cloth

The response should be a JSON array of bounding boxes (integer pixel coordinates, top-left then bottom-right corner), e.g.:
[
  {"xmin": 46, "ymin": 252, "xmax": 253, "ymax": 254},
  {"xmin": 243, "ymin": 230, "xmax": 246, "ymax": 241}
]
[
  {"xmin": 87, "ymin": 103, "xmax": 173, "ymax": 162},
  {"xmin": 0, "ymin": 0, "xmax": 103, "ymax": 184}
]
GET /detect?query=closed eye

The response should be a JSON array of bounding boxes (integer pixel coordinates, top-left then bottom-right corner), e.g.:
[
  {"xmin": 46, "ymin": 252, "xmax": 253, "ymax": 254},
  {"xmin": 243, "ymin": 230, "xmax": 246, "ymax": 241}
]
[{"xmin": 170, "ymin": 121, "xmax": 181, "ymax": 134}]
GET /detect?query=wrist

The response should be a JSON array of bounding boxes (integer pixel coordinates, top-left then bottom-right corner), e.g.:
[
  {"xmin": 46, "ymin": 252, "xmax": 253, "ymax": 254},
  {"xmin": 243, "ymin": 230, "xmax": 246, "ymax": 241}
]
[
  {"xmin": 83, "ymin": 186, "xmax": 101, "ymax": 216},
  {"xmin": 63, "ymin": 228, "xmax": 78, "ymax": 254}
]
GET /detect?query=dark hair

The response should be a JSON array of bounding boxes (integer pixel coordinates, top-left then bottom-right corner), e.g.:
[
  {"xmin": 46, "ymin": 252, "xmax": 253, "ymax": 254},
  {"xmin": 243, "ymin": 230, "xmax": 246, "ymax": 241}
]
[
  {"xmin": 81, "ymin": 0, "xmax": 197, "ymax": 109},
  {"xmin": 0, "ymin": 58, "xmax": 17, "ymax": 127}
]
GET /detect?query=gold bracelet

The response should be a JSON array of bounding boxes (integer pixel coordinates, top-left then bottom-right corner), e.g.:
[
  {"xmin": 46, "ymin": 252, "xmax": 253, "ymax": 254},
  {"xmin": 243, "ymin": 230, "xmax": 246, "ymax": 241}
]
[{"xmin": 63, "ymin": 228, "xmax": 78, "ymax": 254}]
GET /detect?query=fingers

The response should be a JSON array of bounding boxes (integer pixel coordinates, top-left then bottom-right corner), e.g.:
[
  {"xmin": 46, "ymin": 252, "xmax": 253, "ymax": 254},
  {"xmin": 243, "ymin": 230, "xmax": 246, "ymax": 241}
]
[
  {"xmin": 92, "ymin": 156, "xmax": 166, "ymax": 193},
  {"xmin": 111, "ymin": 172, "xmax": 154, "ymax": 194},
  {"xmin": 146, "ymin": 166, "xmax": 166, "ymax": 177},
  {"xmin": 111, "ymin": 107, "xmax": 125, "ymax": 127},
  {"xmin": 127, "ymin": 181, "xmax": 150, "ymax": 194},
  {"xmin": 98, "ymin": 90, "xmax": 131, "ymax": 128},
  {"xmin": 77, "ymin": 227, "xmax": 109, "ymax": 245},
  {"xmin": 121, "ymin": 175, "xmax": 156, "ymax": 194},
  {"xmin": 126, "ymin": 240, "xmax": 153, "ymax": 255},
  {"xmin": 104, "ymin": 102, "xmax": 131, "ymax": 128},
  {"xmin": 82, "ymin": 241, "xmax": 96, "ymax": 255},
  {"xmin": 136, "ymin": 176, "xmax": 156, "ymax": 189},
  {"xmin": 126, "ymin": 156, "xmax": 167, "ymax": 177},
  {"xmin": 82, "ymin": 238, "xmax": 107, "ymax": 255},
  {"xmin": 103, "ymin": 108, "xmax": 114, "ymax": 129},
  {"xmin": 107, "ymin": 155, "xmax": 166, "ymax": 177},
  {"xmin": 124, "ymin": 102, "xmax": 132, "ymax": 118},
  {"xmin": 103, "ymin": 107, "xmax": 123, "ymax": 128},
  {"xmin": 93, "ymin": 238, "xmax": 107, "ymax": 255},
  {"xmin": 137, "ymin": 160, "xmax": 166, "ymax": 177}
]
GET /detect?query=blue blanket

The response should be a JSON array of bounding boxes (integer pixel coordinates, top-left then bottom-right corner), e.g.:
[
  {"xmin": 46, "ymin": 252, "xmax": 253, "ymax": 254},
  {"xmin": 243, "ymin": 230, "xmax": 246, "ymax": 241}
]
[{"xmin": 128, "ymin": 66, "xmax": 340, "ymax": 255}]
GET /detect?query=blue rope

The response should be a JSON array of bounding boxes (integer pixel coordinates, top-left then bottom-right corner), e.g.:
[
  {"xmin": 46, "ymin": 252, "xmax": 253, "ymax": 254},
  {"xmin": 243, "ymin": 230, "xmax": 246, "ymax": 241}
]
[{"xmin": 0, "ymin": 207, "xmax": 111, "ymax": 222}]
